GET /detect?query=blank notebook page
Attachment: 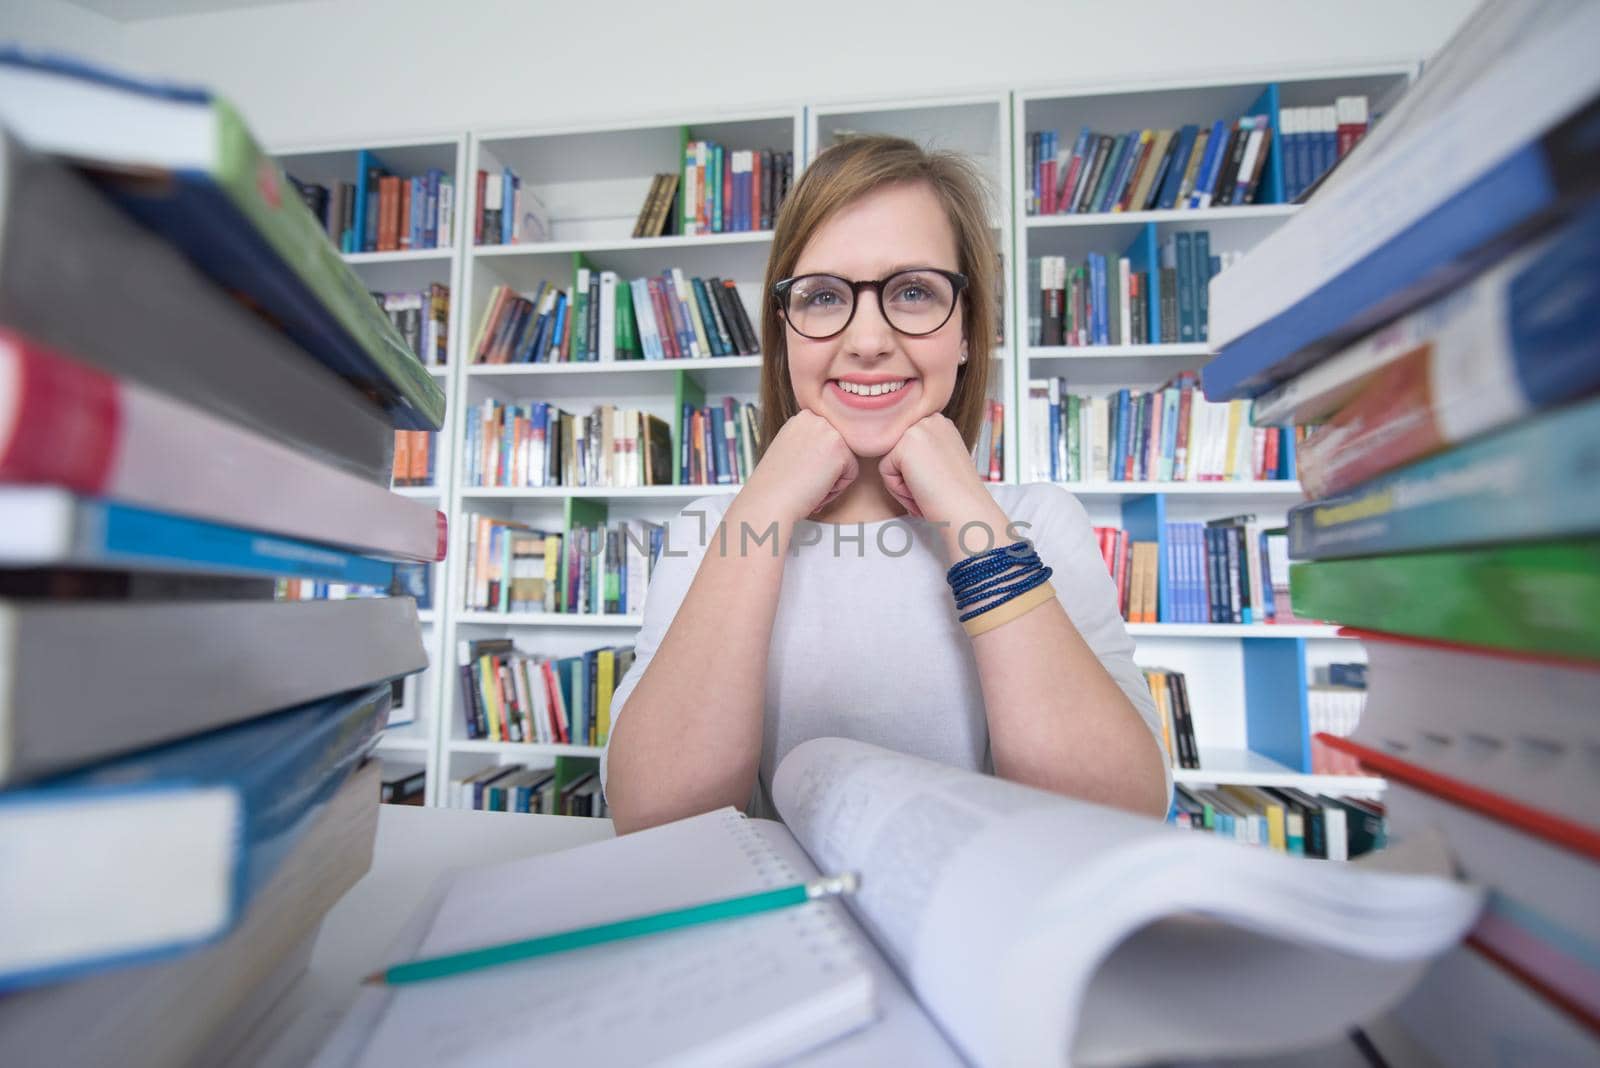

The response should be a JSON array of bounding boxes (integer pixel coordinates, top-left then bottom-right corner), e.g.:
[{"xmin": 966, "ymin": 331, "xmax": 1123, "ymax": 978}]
[{"xmin": 349, "ymin": 808, "xmax": 876, "ymax": 1068}]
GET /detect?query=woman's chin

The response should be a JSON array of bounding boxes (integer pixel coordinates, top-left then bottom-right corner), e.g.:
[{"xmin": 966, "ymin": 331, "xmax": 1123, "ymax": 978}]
[{"xmin": 839, "ymin": 426, "xmax": 906, "ymax": 459}]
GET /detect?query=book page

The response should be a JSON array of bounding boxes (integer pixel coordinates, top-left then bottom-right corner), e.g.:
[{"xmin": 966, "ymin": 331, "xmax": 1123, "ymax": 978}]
[
  {"xmin": 337, "ymin": 809, "xmax": 875, "ymax": 1068},
  {"xmin": 772, "ymin": 738, "xmax": 1483, "ymax": 1067}
]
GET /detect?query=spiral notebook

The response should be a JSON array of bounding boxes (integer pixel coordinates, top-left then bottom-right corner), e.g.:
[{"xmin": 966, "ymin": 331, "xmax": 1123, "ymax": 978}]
[{"xmin": 325, "ymin": 808, "xmax": 878, "ymax": 1068}]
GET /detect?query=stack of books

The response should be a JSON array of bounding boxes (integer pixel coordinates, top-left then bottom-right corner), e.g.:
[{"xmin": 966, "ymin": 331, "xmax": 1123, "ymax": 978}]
[
  {"xmin": 463, "ymin": 399, "xmax": 678, "ymax": 489},
  {"xmin": 449, "ymin": 762, "xmax": 606, "ymax": 816},
  {"xmin": 1204, "ymin": 3, "xmax": 1600, "ymax": 1056},
  {"xmin": 1092, "ymin": 519, "xmax": 1290, "ymax": 625},
  {"xmin": 0, "ymin": 51, "xmax": 446, "ymax": 1067}
]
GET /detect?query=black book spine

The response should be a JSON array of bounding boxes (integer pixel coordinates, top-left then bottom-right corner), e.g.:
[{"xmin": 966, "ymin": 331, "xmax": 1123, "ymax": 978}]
[
  {"xmin": 1214, "ymin": 123, "xmax": 1249, "ymax": 206},
  {"xmin": 760, "ymin": 149, "xmax": 775, "ymax": 229},
  {"xmin": 703, "ymin": 277, "xmax": 737, "ymax": 354},
  {"xmin": 1234, "ymin": 526, "xmax": 1253, "ymax": 621},
  {"xmin": 586, "ymin": 272, "xmax": 600, "ymax": 362},
  {"xmin": 715, "ymin": 280, "xmax": 756, "ymax": 354},
  {"xmin": 459, "ymin": 662, "xmax": 485, "ymax": 739}
]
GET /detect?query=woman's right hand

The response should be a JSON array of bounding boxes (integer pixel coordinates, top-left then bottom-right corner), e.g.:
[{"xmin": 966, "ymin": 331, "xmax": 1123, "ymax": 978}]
[{"xmin": 741, "ymin": 410, "xmax": 858, "ymax": 521}]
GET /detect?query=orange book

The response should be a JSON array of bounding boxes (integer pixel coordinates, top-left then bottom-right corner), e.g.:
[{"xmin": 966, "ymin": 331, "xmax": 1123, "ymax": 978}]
[
  {"xmin": 377, "ymin": 175, "xmax": 402, "ymax": 252},
  {"xmin": 408, "ymin": 431, "xmax": 429, "ymax": 486},
  {"xmin": 392, "ymin": 430, "xmax": 411, "ymax": 487}
]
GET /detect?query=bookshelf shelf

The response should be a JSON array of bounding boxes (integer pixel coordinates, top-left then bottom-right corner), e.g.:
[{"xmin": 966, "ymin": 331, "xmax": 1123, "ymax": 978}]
[
  {"xmin": 1174, "ymin": 748, "xmax": 1385, "ymax": 792},
  {"xmin": 375, "ymin": 735, "xmax": 431, "ymax": 754},
  {"xmin": 468, "ymin": 356, "xmax": 764, "ymax": 377},
  {"xmin": 392, "ymin": 485, "xmax": 439, "ymax": 498},
  {"xmin": 1027, "ymin": 344, "xmax": 1209, "ymax": 359},
  {"xmin": 427, "ymin": 365, "xmax": 450, "ymax": 378},
  {"xmin": 456, "ymin": 611, "xmax": 644, "ymax": 627},
  {"xmin": 1026, "ymin": 205, "xmax": 1299, "ymax": 228},
  {"xmin": 1127, "ymin": 623, "xmax": 1344, "ymax": 639},
  {"xmin": 451, "ymin": 740, "xmax": 607, "ymax": 757},
  {"xmin": 416, "ymin": 610, "xmax": 435, "ymax": 624},
  {"xmin": 459, "ymin": 485, "xmax": 737, "ymax": 500},
  {"xmin": 473, "ymin": 231, "xmax": 774, "ymax": 258},
  {"xmin": 1060, "ymin": 480, "xmax": 1303, "ymax": 498},
  {"xmin": 342, "ymin": 248, "xmax": 453, "ymax": 266}
]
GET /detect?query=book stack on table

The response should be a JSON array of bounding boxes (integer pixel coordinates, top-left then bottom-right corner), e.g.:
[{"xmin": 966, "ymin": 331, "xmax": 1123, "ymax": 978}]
[
  {"xmin": 0, "ymin": 48, "xmax": 447, "ymax": 1067},
  {"xmin": 1203, "ymin": 1, "xmax": 1600, "ymax": 1058}
]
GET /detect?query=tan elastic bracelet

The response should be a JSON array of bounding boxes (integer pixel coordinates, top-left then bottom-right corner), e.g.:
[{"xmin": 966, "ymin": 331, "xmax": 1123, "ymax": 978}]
[{"xmin": 961, "ymin": 581, "xmax": 1057, "ymax": 638}]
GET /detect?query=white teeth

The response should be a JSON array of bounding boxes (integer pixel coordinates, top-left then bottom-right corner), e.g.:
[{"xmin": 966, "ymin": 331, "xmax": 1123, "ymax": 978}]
[{"xmin": 837, "ymin": 379, "xmax": 906, "ymax": 397}]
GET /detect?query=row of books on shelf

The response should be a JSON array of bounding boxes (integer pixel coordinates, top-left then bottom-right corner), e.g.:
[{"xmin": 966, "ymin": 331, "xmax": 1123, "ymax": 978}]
[
  {"xmin": 1142, "ymin": 668, "xmax": 1198, "ymax": 770},
  {"xmin": 1030, "ymin": 234, "xmax": 1237, "ymax": 347},
  {"xmin": 1024, "ymin": 92, "xmax": 1369, "ymax": 215},
  {"xmin": 457, "ymin": 638, "xmax": 633, "ymax": 746},
  {"xmin": 379, "ymin": 759, "xmax": 426, "ymax": 805},
  {"xmin": 677, "ymin": 142, "xmax": 793, "ymax": 236},
  {"xmin": 1027, "ymin": 114, "xmax": 1272, "ymax": 216},
  {"xmin": 1202, "ymin": 23, "xmax": 1600, "ymax": 1051},
  {"xmin": 1095, "ymin": 516, "xmax": 1291, "ymax": 625},
  {"xmin": 472, "ymin": 268, "xmax": 760, "ymax": 364},
  {"xmin": 1170, "ymin": 784, "xmax": 1386, "ymax": 861},
  {"xmin": 463, "ymin": 400, "xmax": 677, "ymax": 488},
  {"xmin": 274, "ymin": 560, "xmax": 433, "ymax": 610},
  {"xmin": 463, "ymin": 515, "xmax": 664, "ymax": 616},
  {"xmin": 392, "ymin": 429, "xmax": 438, "ymax": 487},
  {"xmin": 1029, "ymin": 374, "xmax": 1299, "ymax": 483},
  {"xmin": 290, "ymin": 150, "xmax": 455, "ymax": 253},
  {"xmin": 450, "ymin": 762, "xmax": 608, "ymax": 817},
  {"xmin": 372, "ymin": 284, "xmax": 450, "ymax": 366}
]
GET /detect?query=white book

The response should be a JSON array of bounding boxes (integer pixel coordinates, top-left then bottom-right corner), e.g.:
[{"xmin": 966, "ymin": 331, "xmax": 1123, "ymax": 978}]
[
  {"xmin": 1027, "ymin": 380, "xmax": 1049, "ymax": 482},
  {"xmin": 597, "ymin": 271, "xmax": 618, "ymax": 362},
  {"xmin": 436, "ymin": 177, "xmax": 453, "ymax": 247},
  {"xmin": 324, "ymin": 740, "xmax": 1477, "ymax": 1068},
  {"xmin": 1210, "ymin": 1, "xmax": 1600, "ymax": 350},
  {"xmin": 672, "ymin": 266, "xmax": 709, "ymax": 359},
  {"xmin": 1087, "ymin": 396, "xmax": 1109, "ymax": 481}
]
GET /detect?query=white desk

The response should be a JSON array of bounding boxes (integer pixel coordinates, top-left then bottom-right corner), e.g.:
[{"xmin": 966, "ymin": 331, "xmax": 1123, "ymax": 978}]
[
  {"xmin": 230, "ymin": 805, "xmax": 1391, "ymax": 1068},
  {"xmin": 227, "ymin": 806, "xmax": 615, "ymax": 1068}
]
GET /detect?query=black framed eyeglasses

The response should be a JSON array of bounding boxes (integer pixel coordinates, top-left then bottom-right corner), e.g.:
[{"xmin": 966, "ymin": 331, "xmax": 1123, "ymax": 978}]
[{"xmin": 773, "ymin": 267, "xmax": 968, "ymax": 340}]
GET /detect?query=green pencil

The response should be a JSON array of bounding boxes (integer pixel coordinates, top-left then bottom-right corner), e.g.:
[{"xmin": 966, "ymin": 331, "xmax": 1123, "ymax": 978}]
[{"xmin": 362, "ymin": 872, "xmax": 861, "ymax": 986}]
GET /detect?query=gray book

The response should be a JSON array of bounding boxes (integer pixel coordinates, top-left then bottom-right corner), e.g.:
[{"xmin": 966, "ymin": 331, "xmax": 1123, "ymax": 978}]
[
  {"xmin": 0, "ymin": 596, "xmax": 426, "ymax": 785},
  {"xmin": 0, "ymin": 761, "xmax": 380, "ymax": 1068},
  {"xmin": 0, "ymin": 129, "xmax": 395, "ymax": 487}
]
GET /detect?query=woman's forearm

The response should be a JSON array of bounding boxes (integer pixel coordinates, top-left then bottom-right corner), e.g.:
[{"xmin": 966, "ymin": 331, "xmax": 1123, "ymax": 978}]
[{"xmin": 605, "ymin": 493, "xmax": 795, "ymax": 833}]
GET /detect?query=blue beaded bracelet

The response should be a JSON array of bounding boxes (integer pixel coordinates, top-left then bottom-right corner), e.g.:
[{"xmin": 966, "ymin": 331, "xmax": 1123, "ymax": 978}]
[
  {"xmin": 946, "ymin": 539, "xmax": 1053, "ymax": 623},
  {"xmin": 957, "ymin": 566, "xmax": 1053, "ymax": 621}
]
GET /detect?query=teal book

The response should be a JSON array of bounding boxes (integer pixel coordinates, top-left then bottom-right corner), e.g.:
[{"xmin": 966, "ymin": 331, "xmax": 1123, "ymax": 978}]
[
  {"xmin": 1287, "ymin": 395, "xmax": 1600, "ymax": 559},
  {"xmin": 0, "ymin": 684, "xmax": 389, "ymax": 991}
]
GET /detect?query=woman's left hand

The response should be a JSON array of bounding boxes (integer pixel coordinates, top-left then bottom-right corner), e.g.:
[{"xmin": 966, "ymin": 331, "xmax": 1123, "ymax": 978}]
[{"xmin": 878, "ymin": 414, "xmax": 999, "ymax": 526}]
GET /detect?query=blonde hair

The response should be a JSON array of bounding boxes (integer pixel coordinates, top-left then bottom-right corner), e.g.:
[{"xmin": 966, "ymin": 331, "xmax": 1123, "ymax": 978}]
[{"xmin": 756, "ymin": 135, "xmax": 999, "ymax": 458}]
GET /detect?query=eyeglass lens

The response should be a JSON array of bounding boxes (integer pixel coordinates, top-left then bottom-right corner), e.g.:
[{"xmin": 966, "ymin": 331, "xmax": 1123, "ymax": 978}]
[{"xmin": 785, "ymin": 270, "xmax": 956, "ymax": 338}]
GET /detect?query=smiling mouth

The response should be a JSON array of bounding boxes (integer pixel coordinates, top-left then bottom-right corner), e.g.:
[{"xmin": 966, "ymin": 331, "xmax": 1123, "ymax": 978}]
[{"xmin": 830, "ymin": 378, "xmax": 911, "ymax": 397}]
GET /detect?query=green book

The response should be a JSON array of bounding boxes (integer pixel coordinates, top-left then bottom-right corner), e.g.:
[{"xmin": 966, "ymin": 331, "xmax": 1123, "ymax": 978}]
[
  {"xmin": 0, "ymin": 54, "xmax": 445, "ymax": 431},
  {"xmin": 1289, "ymin": 538, "xmax": 1600, "ymax": 658},
  {"xmin": 615, "ymin": 280, "xmax": 641, "ymax": 358},
  {"xmin": 1065, "ymin": 393, "xmax": 1081, "ymax": 481},
  {"xmin": 571, "ymin": 269, "xmax": 590, "ymax": 362}
]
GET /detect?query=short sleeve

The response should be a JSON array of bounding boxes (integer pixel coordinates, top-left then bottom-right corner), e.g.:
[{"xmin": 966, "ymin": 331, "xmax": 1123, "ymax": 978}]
[
  {"xmin": 600, "ymin": 495, "xmax": 733, "ymax": 801},
  {"xmin": 1018, "ymin": 483, "xmax": 1173, "ymax": 802}
]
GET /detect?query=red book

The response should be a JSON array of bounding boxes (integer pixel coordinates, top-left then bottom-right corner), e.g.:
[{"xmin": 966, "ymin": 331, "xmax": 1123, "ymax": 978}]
[
  {"xmin": 1058, "ymin": 153, "xmax": 1084, "ymax": 216},
  {"xmin": 377, "ymin": 175, "xmax": 401, "ymax": 252},
  {"xmin": 541, "ymin": 661, "xmax": 569, "ymax": 744},
  {"xmin": 398, "ymin": 180, "xmax": 412, "ymax": 249},
  {"xmin": 474, "ymin": 169, "xmax": 487, "ymax": 244},
  {"xmin": 647, "ymin": 277, "xmax": 679, "ymax": 359},
  {"xmin": 0, "ymin": 328, "xmax": 444, "ymax": 561},
  {"xmin": 1316, "ymin": 733, "xmax": 1600, "ymax": 863},
  {"xmin": 1041, "ymin": 158, "xmax": 1057, "ymax": 215}
]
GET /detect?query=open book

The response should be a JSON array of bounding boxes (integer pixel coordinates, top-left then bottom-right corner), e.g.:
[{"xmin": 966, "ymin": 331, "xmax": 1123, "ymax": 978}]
[{"xmin": 321, "ymin": 738, "xmax": 1481, "ymax": 1067}]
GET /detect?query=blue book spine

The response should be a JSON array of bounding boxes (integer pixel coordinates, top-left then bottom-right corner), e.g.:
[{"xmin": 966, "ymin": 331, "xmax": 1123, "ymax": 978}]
[
  {"xmin": 1159, "ymin": 387, "xmax": 1180, "ymax": 481},
  {"xmin": 1288, "ymin": 394, "xmax": 1600, "ymax": 559},
  {"xmin": 1047, "ymin": 393, "xmax": 1061, "ymax": 482},
  {"xmin": 1091, "ymin": 134, "xmax": 1132, "ymax": 214},
  {"xmin": 1063, "ymin": 127, "xmax": 1091, "ymax": 211},
  {"xmin": 548, "ymin": 292, "xmax": 568, "ymax": 362},
  {"xmin": 1176, "ymin": 232, "xmax": 1197, "ymax": 343},
  {"xmin": 1109, "ymin": 389, "xmax": 1127, "ymax": 479},
  {"xmin": 680, "ymin": 403, "xmax": 693, "ymax": 484},
  {"xmin": 1195, "ymin": 231, "xmax": 1213, "ymax": 342},
  {"xmin": 77, "ymin": 496, "xmax": 399, "ymax": 584},
  {"xmin": 1158, "ymin": 125, "xmax": 1199, "ymax": 210},
  {"xmin": 1188, "ymin": 523, "xmax": 1206, "ymax": 623},
  {"xmin": 1205, "ymin": 179, "xmax": 1600, "ymax": 401},
  {"xmin": 1098, "ymin": 133, "xmax": 1138, "ymax": 212},
  {"xmin": 1, "ymin": 685, "xmax": 388, "ymax": 989}
]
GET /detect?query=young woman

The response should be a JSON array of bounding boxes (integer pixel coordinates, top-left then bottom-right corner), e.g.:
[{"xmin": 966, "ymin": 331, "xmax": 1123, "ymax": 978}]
[{"xmin": 601, "ymin": 136, "xmax": 1170, "ymax": 832}]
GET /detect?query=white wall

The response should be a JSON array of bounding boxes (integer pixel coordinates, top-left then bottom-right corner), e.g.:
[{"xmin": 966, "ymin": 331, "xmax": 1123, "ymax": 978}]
[
  {"xmin": 6, "ymin": 0, "xmax": 1480, "ymax": 148},
  {"xmin": 1, "ymin": 0, "xmax": 124, "ymax": 64}
]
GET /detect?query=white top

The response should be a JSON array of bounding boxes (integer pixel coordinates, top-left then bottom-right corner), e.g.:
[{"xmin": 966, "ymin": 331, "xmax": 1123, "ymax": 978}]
[{"xmin": 599, "ymin": 481, "xmax": 1170, "ymax": 818}]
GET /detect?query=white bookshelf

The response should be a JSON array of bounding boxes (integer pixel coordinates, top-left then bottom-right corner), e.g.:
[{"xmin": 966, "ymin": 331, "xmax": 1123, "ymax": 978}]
[
  {"xmin": 281, "ymin": 71, "xmax": 1436, "ymax": 812},
  {"xmin": 274, "ymin": 133, "xmax": 469, "ymax": 807},
  {"xmin": 1013, "ymin": 66, "xmax": 1415, "ymax": 798}
]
